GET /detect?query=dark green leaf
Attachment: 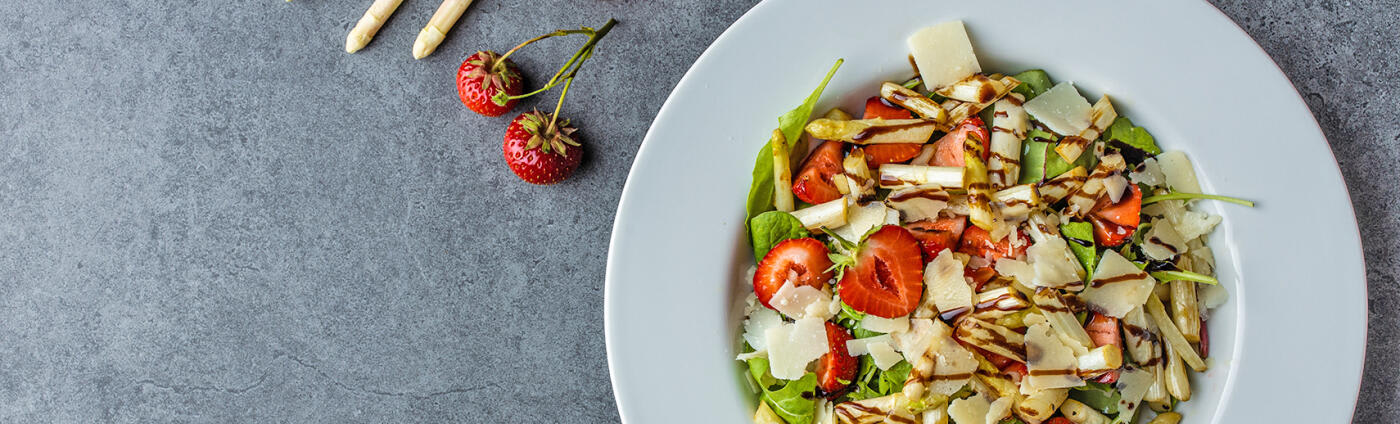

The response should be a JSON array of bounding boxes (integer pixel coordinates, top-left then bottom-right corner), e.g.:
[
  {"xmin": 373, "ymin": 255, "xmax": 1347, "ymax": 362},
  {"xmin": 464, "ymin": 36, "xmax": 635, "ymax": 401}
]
[
  {"xmin": 749, "ymin": 211, "xmax": 811, "ymax": 262},
  {"xmin": 1103, "ymin": 117, "xmax": 1161, "ymax": 157},
  {"xmin": 1010, "ymin": 69, "xmax": 1054, "ymax": 99}
]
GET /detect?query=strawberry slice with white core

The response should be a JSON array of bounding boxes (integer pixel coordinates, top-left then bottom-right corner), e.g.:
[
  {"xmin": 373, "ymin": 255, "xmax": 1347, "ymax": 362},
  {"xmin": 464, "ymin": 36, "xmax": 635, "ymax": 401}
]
[
  {"xmin": 754, "ymin": 238, "xmax": 835, "ymax": 309},
  {"xmin": 838, "ymin": 225, "xmax": 925, "ymax": 318}
]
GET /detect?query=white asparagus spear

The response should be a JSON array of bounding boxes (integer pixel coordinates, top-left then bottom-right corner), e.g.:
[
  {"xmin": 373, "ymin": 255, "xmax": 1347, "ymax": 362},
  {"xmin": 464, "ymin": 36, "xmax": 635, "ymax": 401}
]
[
  {"xmin": 413, "ymin": 0, "xmax": 476, "ymax": 59},
  {"xmin": 987, "ymin": 93, "xmax": 1027, "ymax": 189},
  {"xmin": 770, "ymin": 130, "xmax": 794, "ymax": 212},
  {"xmin": 346, "ymin": 0, "xmax": 405, "ymax": 53}
]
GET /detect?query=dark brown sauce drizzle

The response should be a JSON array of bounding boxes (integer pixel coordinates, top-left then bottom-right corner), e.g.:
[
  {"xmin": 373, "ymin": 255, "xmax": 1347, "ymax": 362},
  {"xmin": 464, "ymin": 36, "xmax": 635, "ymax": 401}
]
[
  {"xmin": 852, "ymin": 121, "xmax": 932, "ymax": 142},
  {"xmin": 889, "ymin": 189, "xmax": 950, "ymax": 203},
  {"xmin": 1148, "ymin": 236, "xmax": 1180, "ymax": 254},
  {"xmin": 1091, "ymin": 272, "xmax": 1150, "ymax": 288}
]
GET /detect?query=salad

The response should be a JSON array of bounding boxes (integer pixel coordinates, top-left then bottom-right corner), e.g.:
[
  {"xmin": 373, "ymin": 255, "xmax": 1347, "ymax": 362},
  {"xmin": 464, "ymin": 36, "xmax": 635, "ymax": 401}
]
[{"xmin": 738, "ymin": 21, "xmax": 1252, "ymax": 424}]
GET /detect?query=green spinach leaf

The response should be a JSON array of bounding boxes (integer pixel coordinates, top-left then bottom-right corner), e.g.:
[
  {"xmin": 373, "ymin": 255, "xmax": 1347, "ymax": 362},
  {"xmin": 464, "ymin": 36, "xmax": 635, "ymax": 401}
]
[
  {"xmin": 1011, "ymin": 69, "xmax": 1054, "ymax": 99},
  {"xmin": 1041, "ymin": 129, "xmax": 1097, "ymax": 179},
  {"xmin": 1103, "ymin": 117, "xmax": 1160, "ymax": 157},
  {"xmin": 749, "ymin": 211, "xmax": 811, "ymax": 262},
  {"xmin": 746, "ymin": 59, "xmax": 844, "ymax": 235}
]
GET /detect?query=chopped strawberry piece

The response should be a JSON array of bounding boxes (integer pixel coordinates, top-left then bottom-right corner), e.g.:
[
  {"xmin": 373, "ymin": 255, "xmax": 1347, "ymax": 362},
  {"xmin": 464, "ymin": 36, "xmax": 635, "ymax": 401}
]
[
  {"xmin": 1085, "ymin": 313, "xmax": 1122, "ymax": 348},
  {"xmin": 957, "ymin": 225, "xmax": 1028, "ymax": 262},
  {"xmin": 816, "ymin": 322, "xmax": 858, "ymax": 396},
  {"xmin": 792, "ymin": 141, "xmax": 845, "ymax": 205},
  {"xmin": 753, "ymin": 238, "xmax": 834, "ymax": 309},
  {"xmin": 1089, "ymin": 184, "xmax": 1142, "ymax": 247},
  {"xmin": 1085, "ymin": 313, "xmax": 1124, "ymax": 384},
  {"xmin": 864, "ymin": 144, "xmax": 924, "ymax": 167},
  {"xmin": 862, "ymin": 96, "xmax": 914, "ymax": 120},
  {"xmin": 930, "ymin": 117, "xmax": 991, "ymax": 167},
  {"xmin": 862, "ymin": 97, "xmax": 922, "ymax": 167},
  {"xmin": 966, "ymin": 266, "xmax": 997, "ymax": 291},
  {"xmin": 838, "ymin": 226, "xmax": 925, "ymax": 318},
  {"xmin": 904, "ymin": 216, "xmax": 967, "ymax": 261}
]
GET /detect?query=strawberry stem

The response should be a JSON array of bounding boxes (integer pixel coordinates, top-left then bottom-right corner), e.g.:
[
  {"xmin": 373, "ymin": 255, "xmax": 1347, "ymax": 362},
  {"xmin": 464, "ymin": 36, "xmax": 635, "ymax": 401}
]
[
  {"xmin": 547, "ymin": 77, "xmax": 574, "ymax": 133},
  {"xmin": 493, "ymin": 29, "xmax": 590, "ymax": 74},
  {"xmin": 503, "ymin": 18, "xmax": 617, "ymax": 102}
]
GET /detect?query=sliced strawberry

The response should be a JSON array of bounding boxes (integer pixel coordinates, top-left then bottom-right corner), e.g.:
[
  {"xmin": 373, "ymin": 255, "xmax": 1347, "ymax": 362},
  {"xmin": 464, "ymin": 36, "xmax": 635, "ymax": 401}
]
[
  {"xmin": 753, "ymin": 238, "xmax": 834, "ymax": 309},
  {"xmin": 1089, "ymin": 184, "xmax": 1142, "ymax": 247},
  {"xmin": 1085, "ymin": 313, "xmax": 1122, "ymax": 348},
  {"xmin": 1085, "ymin": 313, "xmax": 1123, "ymax": 384},
  {"xmin": 838, "ymin": 225, "xmax": 925, "ymax": 318},
  {"xmin": 965, "ymin": 266, "xmax": 997, "ymax": 291},
  {"xmin": 861, "ymin": 97, "xmax": 923, "ymax": 167},
  {"xmin": 816, "ymin": 321, "xmax": 858, "ymax": 396},
  {"xmin": 864, "ymin": 144, "xmax": 925, "ymax": 167},
  {"xmin": 792, "ymin": 141, "xmax": 845, "ymax": 205},
  {"xmin": 904, "ymin": 216, "xmax": 967, "ymax": 261},
  {"xmin": 930, "ymin": 117, "xmax": 991, "ymax": 167},
  {"xmin": 1003, "ymin": 361, "xmax": 1028, "ymax": 381},
  {"xmin": 862, "ymin": 96, "xmax": 914, "ymax": 120},
  {"xmin": 957, "ymin": 225, "xmax": 1028, "ymax": 261}
]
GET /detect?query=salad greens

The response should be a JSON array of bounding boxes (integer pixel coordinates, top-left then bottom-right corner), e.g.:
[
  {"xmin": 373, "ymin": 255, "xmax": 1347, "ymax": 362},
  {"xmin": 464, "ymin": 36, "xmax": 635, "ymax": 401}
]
[
  {"xmin": 1103, "ymin": 118, "xmax": 1159, "ymax": 164},
  {"xmin": 735, "ymin": 22, "xmax": 1245, "ymax": 424},
  {"xmin": 749, "ymin": 211, "xmax": 812, "ymax": 262},
  {"xmin": 1141, "ymin": 191, "xmax": 1256, "ymax": 207},
  {"xmin": 1071, "ymin": 381, "xmax": 1123, "ymax": 415},
  {"xmin": 747, "ymin": 355, "xmax": 819, "ymax": 424},
  {"xmin": 761, "ymin": 373, "xmax": 819, "ymax": 424},
  {"xmin": 745, "ymin": 59, "xmax": 844, "ymax": 234},
  {"xmin": 842, "ymin": 356, "xmax": 911, "ymax": 402},
  {"xmin": 1011, "ymin": 69, "xmax": 1054, "ymax": 99},
  {"xmin": 1017, "ymin": 128, "xmax": 1092, "ymax": 183},
  {"xmin": 1061, "ymin": 221, "xmax": 1098, "ymax": 281}
]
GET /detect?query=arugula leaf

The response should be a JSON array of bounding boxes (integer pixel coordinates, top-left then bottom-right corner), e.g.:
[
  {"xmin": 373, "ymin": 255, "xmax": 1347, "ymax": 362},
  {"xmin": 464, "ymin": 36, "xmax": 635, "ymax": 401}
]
[
  {"xmin": 877, "ymin": 360, "xmax": 912, "ymax": 394},
  {"xmin": 747, "ymin": 355, "xmax": 778, "ymax": 390},
  {"xmin": 1070, "ymin": 381, "xmax": 1122, "ymax": 415},
  {"xmin": 761, "ymin": 373, "xmax": 819, "ymax": 424},
  {"xmin": 746, "ymin": 59, "xmax": 844, "ymax": 233},
  {"xmin": 837, "ymin": 301, "xmax": 866, "ymax": 326},
  {"xmin": 1010, "ymin": 69, "xmax": 1054, "ymax": 99},
  {"xmin": 749, "ymin": 211, "xmax": 811, "ymax": 262},
  {"xmin": 1060, "ymin": 221, "xmax": 1097, "ymax": 281}
]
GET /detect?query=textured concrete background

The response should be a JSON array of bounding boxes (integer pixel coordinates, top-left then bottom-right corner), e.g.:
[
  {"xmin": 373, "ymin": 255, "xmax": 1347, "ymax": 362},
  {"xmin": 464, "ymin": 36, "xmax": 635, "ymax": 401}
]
[{"xmin": 0, "ymin": 0, "xmax": 1393, "ymax": 422}]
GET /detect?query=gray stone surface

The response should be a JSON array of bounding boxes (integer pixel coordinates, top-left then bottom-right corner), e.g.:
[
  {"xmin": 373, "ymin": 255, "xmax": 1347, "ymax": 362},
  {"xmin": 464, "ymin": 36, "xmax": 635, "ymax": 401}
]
[{"xmin": 0, "ymin": 0, "xmax": 1392, "ymax": 422}]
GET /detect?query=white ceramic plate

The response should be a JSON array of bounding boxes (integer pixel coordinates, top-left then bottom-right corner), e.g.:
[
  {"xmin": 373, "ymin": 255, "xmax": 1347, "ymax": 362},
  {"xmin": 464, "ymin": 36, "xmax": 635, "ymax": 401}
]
[{"xmin": 605, "ymin": 1, "xmax": 1366, "ymax": 422}]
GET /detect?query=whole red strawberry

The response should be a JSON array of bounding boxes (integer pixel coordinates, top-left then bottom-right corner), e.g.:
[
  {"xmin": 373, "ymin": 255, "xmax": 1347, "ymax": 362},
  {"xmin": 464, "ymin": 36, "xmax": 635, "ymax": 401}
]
[
  {"xmin": 503, "ymin": 110, "xmax": 582, "ymax": 184},
  {"xmin": 457, "ymin": 51, "xmax": 523, "ymax": 117}
]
